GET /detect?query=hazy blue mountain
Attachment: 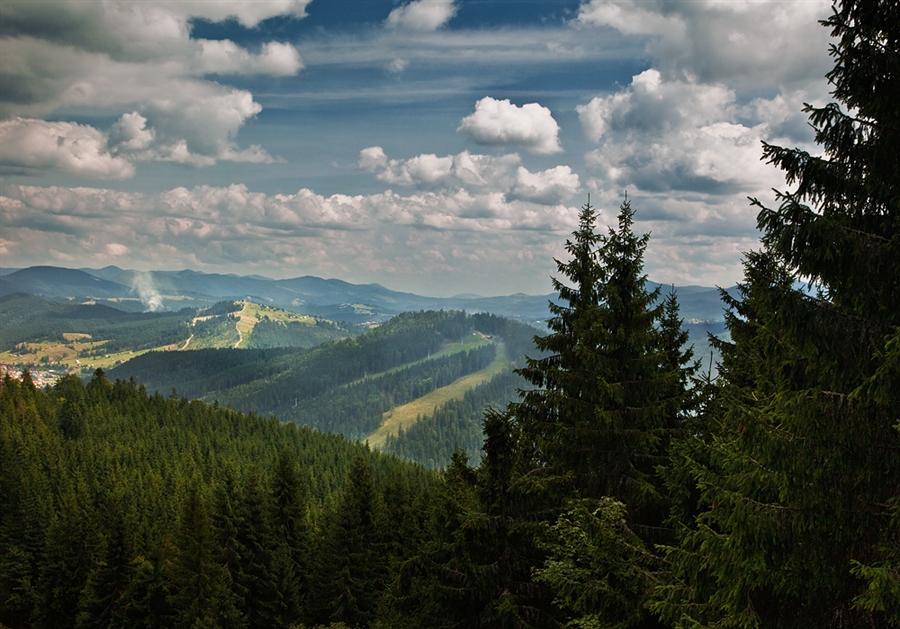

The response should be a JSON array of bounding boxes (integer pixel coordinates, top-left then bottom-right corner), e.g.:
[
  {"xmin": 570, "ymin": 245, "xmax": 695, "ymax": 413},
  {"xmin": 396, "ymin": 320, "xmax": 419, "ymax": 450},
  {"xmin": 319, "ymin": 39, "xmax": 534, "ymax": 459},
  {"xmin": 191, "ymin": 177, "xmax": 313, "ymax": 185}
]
[
  {"xmin": 4, "ymin": 265, "xmax": 737, "ymax": 326},
  {"xmin": 0, "ymin": 266, "xmax": 129, "ymax": 300},
  {"xmin": 78, "ymin": 265, "xmax": 127, "ymax": 281}
]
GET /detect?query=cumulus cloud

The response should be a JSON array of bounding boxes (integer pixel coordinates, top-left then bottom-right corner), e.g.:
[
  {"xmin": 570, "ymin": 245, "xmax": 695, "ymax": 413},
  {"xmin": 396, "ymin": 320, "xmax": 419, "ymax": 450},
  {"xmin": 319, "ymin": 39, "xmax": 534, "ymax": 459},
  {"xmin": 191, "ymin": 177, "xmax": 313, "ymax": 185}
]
[
  {"xmin": 458, "ymin": 97, "xmax": 562, "ymax": 155},
  {"xmin": 0, "ymin": 182, "xmax": 582, "ymax": 294},
  {"xmin": 0, "ymin": 0, "xmax": 303, "ymax": 176},
  {"xmin": 359, "ymin": 147, "xmax": 521, "ymax": 192},
  {"xmin": 0, "ymin": 96, "xmax": 276, "ymax": 179},
  {"xmin": 577, "ymin": 70, "xmax": 792, "ymax": 197},
  {"xmin": 386, "ymin": 0, "xmax": 458, "ymax": 31},
  {"xmin": 195, "ymin": 40, "xmax": 303, "ymax": 76},
  {"xmin": 0, "ymin": 118, "xmax": 135, "ymax": 179},
  {"xmin": 511, "ymin": 166, "xmax": 580, "ymax": 205},
  {"xmin": 575, "ymin": 0, "xmax": 832, "ymax": 89},
  {"xmin": 357, "ymin": 147, "xmax": 578, "ymax": 204},
  {"xmin": 109, "ymin": 112, "xmax": 155, "ymax": 155}
]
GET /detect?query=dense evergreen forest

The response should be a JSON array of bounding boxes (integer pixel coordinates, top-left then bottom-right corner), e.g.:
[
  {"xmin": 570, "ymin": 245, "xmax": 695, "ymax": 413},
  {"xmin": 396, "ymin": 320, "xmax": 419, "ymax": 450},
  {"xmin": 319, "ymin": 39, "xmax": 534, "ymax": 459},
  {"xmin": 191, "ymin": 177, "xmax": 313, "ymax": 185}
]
[
  {"xmin": 0, "ymin": 370, "xmax": 437, "ymax": 628},
  {"xmin": 2, "ymin": 1, "xmax": 897, "ymax": 627}
]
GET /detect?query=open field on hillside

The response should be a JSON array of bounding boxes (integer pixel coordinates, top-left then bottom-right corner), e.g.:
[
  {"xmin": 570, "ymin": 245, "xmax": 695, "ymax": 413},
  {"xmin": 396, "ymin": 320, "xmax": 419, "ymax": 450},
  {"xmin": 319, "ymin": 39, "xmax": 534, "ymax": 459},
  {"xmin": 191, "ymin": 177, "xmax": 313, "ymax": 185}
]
[
  {"xmin": 233, "ymin": 301, "xmax": 320, "ymax": 348},
  {"xmin": 366, "ymin": 340, "xmax": 509, "ymax": 449},
  {"xmin": 0, "ymin": 337, "xmax": 159, "ymax": 374},
  {"xmin": 0, "ymin": 300, "xmax": 333, "ymax": 376}
]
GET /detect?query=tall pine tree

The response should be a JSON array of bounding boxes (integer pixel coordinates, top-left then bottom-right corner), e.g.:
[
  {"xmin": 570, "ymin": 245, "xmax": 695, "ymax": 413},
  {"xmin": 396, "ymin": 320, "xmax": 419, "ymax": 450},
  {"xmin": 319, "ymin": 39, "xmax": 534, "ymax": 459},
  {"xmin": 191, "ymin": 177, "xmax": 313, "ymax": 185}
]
[
  {"xmin": 653, "ymin": 0, "xmax": 900, "ymax": 626},
  {"xmin": 516, "ymin": 196, "xmax": 693, "ymax": 530}
]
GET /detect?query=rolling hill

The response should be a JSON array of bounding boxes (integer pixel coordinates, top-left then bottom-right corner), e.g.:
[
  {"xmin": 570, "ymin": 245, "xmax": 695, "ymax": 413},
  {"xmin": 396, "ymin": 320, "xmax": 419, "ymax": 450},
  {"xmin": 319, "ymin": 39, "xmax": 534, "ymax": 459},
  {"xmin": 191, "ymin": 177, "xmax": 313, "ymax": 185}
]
[
  {"xmin": 109, "ymin": 310, "xmax": 538, "ymax": 468},
  {"xmin": 0, "ymin": 294, "xmax": 361, "ymax": 378}
]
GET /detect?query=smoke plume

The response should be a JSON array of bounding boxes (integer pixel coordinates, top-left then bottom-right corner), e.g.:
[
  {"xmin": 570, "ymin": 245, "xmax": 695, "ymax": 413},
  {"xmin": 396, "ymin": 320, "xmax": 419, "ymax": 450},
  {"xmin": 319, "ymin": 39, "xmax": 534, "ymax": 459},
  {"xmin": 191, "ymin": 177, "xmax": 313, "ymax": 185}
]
[{"xmin": 132, "ymin": 272, "xmax": 164, "ymax": 312}]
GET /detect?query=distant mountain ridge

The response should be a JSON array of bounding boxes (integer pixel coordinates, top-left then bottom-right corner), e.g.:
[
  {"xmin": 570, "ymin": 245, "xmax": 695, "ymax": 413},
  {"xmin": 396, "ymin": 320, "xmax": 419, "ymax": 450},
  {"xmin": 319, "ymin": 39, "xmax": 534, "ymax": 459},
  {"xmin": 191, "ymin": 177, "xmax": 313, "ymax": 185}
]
[{"xmin": 0, "ymin": 265, "xmax": 737, "ymax": 326}]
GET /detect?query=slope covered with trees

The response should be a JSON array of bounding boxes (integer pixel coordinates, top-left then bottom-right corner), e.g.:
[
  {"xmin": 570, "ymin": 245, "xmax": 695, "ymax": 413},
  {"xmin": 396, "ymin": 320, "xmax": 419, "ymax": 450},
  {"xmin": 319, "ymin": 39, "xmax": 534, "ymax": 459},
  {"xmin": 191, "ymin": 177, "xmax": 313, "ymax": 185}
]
[
  {"xmin": 112, "ymin": 310, "xmax": 540, "ymax": 447},
  {"xmin": 0, "ymin": 293, "xmax": 194, "ymax": 353},
  {"xmin": 0, "ymin": 370, "xmax": 434, "ymax": 629}
]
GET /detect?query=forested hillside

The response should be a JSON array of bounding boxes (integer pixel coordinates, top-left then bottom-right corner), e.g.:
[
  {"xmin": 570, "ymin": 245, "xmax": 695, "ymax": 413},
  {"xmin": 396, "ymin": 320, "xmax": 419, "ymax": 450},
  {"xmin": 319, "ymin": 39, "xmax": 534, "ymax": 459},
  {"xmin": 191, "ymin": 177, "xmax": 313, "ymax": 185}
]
[
  {"xmin": 0, "ymin": 369, "xmax": 436, "ymax": 628},
  {"xmin": 0, "ymin": 293, "xmax": 194, "ymax": 354},
  {"xmin": 111, "ymin": 310, "xmax": 540, "ymax": 465}
]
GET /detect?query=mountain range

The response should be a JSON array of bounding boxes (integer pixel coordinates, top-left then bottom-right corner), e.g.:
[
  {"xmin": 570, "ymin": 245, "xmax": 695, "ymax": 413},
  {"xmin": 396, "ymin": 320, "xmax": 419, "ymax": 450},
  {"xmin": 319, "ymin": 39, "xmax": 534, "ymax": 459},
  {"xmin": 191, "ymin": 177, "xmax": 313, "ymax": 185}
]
[{"xmin": 0, "ymin": 265, "xmax": 737, "ymax": 330}]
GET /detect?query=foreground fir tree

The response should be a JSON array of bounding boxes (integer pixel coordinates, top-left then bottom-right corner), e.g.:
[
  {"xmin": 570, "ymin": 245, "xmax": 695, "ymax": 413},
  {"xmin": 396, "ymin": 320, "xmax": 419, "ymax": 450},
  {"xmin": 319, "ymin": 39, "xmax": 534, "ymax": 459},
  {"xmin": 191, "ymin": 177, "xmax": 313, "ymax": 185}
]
[
  {"xmin": 404, "ymin": 197, "xmax": 695, "ymax": 628},
  {"xmin": 653, "ymin": 0, "xmax": 900, "ymax": 626},
  {"xmin": 516, "ymin": 196, "xmax": 694, "ymax": 532}
]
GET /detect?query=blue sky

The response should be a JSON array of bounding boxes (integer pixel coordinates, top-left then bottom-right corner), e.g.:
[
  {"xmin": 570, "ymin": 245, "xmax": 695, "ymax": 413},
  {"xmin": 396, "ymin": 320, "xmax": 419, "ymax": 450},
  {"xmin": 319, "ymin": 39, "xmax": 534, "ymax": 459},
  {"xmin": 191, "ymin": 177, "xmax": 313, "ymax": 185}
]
[{"xmin": 1, "ymin": 0, "xmax": 833, "ymax": 296}]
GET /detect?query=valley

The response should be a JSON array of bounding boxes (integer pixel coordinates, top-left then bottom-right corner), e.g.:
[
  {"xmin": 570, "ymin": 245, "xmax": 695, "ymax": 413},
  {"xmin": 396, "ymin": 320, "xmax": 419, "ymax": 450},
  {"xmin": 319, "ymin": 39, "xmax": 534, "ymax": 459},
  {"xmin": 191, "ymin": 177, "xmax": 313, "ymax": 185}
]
[{"xmin": 0, "ymin": 265, "xmax": 718, "ymax": 470}]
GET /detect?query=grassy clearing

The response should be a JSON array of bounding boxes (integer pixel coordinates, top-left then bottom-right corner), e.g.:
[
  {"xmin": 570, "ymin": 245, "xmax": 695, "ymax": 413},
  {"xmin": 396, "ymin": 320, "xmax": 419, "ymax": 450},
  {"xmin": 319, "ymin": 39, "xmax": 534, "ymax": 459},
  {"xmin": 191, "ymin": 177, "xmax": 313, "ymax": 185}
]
[
  {"xmin": 241, "ymin": 301, "xmax": 317, "ymax": 324},
  {"xmin": 0, "ymin": 300, "xmax": 327, "ymax": 372},
  {"xmin": 232, "ymin": 301, "xmax": 319, "ymax": 348},
  {"xmin": 366, "ymin": 341, "xmax": 509, "ymax": 449},
  {"xmin": 0, "ymin": 338, "xmax": 156, "ymax": 374}
]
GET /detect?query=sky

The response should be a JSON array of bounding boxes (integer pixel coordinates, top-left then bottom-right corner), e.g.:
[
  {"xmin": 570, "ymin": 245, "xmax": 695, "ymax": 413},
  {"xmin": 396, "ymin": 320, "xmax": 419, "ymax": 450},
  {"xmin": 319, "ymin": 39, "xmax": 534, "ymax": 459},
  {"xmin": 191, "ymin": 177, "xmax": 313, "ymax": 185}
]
[{"xmin": 0, "ymin": 0, "xmax": 835, "ymax": 297}]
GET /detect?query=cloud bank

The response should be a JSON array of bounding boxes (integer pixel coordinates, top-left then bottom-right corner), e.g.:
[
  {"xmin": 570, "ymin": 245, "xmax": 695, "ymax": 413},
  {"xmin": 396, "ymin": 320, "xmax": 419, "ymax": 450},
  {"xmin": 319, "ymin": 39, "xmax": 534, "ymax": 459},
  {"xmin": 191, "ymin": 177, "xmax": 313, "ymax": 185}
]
[
  {"xmin": 0, "ymin": 181, "xmax": 581, "ymax": 295},
  {"xmin": 0, "ymin": 0, "xmax": 306, "ymax": 177}
]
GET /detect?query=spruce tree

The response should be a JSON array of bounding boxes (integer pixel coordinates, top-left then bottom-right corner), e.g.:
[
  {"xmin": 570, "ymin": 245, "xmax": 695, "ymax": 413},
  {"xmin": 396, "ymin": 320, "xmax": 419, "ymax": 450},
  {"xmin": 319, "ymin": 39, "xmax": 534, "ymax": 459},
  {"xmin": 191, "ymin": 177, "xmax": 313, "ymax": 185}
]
[
  {"xmin": 416, "ymin": 197, "xmax": 695, "ymax": 628},
  {"xmin": 268, "ymin": 448, "xmax": 309, "ymax": 626},
  {"xmin": 76, "ymin": 496, "xmax": 137, "ymax": 629},
  {"xmin": 653, "ymin": 0, "xmax": 900, "ymax": 626},
  {"xmin": 396, "ymin": 426, "xmax": 559, "ymax": 629},
  {"xmin": 169, "ymin": 485, "xmax": 243, "ymax": 629},
  {"xmin": 310, "ymin": 455, "xmax": 388, "ymax": 628},
  {"xmin": 516, "ymin": 197, "xmax": 691, "ymax": 529}
]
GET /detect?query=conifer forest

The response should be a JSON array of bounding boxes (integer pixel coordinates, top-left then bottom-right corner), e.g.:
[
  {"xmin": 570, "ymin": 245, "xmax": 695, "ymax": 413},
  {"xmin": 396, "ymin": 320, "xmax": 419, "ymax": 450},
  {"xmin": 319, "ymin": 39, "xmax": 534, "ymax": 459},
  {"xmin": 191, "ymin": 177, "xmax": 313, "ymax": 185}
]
[{"xmin": 1, "ymin": 0, "xmax": 898, "ymax": 627}]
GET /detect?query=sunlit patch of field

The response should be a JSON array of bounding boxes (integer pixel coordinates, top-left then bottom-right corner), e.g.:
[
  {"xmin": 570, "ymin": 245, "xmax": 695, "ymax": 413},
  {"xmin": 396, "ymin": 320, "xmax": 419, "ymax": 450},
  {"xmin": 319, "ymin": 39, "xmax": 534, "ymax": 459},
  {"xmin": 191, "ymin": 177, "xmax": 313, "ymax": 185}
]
[
  {"xmin": 366, "ymin": 340, "xmax": 509, "ymax": 449},
  {"xmin": 232, "ymin": 301, "xmax": 319, "ymax": 348},
  {"xmin": 242, "ymin": 302, "xmax": 317, "ymax": 324},
  {"xmin": 0, "ymin": 336, "xmax": 155, "ymax": 373}
]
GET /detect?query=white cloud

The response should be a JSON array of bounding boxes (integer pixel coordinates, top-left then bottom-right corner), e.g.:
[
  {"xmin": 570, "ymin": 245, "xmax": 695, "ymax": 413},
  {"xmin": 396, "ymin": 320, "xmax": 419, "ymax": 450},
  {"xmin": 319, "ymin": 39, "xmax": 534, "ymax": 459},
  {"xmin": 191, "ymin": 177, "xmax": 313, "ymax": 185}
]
[
  {"xmin": 359, "ymin": 147, "xmax": 522, "ymax": 193},
  {"xmin": 358, "ymin": 147, "xmax": 578, "ymax": 205},
  {"xmin": 511, "ymin": 166, "xmax": 580, "ymax": 205},
  {"xmin": 578, "ymin": 70, "xmax": 789, "ymax": 197},
  {"xmin": 575, "ymin": 0, "xmax": 832, "ymax": 89},
  {"xmin": 386, "ymin": 0, "xmax": 458, "ymax": 31},
  {"xmin": 195, "ymin": 40, "xmax": 303, "ymax": 76},
  {"xmin": 458, "ymin": 97, "xmax": 562, "ymax": 155},
  {"xmin": 109, "ymin": 112, "xmax": 155, "ymax": 155},
  {"xmin": 0, "ymin": 0, "xmax": 303, "ymax": 176},
  {"xmin": 0, "ymin": 94, "xmax": 276, "ymax": 179},
  {"xmin": 0, "ymin": 118, "xmax": 135, "ymax": 179}
]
